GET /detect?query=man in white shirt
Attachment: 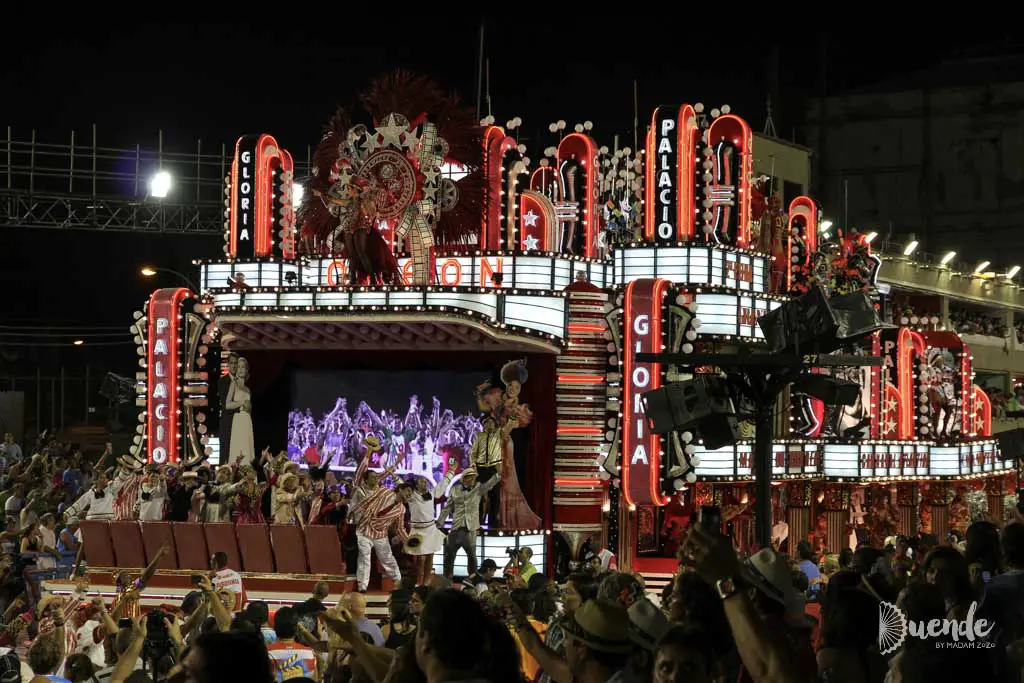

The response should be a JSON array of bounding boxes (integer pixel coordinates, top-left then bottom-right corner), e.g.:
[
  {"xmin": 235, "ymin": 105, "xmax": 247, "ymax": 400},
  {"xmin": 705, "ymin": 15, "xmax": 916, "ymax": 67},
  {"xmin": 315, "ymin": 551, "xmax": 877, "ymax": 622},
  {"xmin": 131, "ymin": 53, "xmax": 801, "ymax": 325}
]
[
  {"xmin": 138, "ymin": 469, "xmax": 168, "ymax": 521},
  {"xmin": 210, "ymin": 551, "xmax": 245, "ymax": 611},
  {"xmin": 65, "ymin": 471, "xmax": 119, "ymax": 521},
  {"xmin": 0, "ymin": 434, "xmax": 22, "ymax": 463}
]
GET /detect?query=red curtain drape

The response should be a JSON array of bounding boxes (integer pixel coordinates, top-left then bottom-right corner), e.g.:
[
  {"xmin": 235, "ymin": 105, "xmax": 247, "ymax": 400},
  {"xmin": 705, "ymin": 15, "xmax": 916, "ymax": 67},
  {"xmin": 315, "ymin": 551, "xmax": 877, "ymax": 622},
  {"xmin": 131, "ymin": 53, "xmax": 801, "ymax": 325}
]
[{"xmin": 521, "ymin": 354, "xmax": 555, "ymax": 524}]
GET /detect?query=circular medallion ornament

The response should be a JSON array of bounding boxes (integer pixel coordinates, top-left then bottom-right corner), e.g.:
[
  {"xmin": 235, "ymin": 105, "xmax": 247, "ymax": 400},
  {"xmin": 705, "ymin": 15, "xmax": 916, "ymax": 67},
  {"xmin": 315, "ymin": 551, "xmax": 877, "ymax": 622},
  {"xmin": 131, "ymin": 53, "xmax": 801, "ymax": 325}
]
[
  {"xmin": 439, "ymin": 178, "xmax": 459, "ymax": 211},
  {"xmin": 357, "ymin": 149, "xmax": 417, "ymax": 219}
]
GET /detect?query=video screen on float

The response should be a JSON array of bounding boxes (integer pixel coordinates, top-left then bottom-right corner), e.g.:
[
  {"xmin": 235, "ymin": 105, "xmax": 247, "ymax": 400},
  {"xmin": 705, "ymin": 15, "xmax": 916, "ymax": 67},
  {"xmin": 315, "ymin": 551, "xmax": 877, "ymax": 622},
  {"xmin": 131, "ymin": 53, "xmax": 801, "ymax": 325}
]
[{"xmin": 287, "ymin": 370, "xmax": 483, "ymax": 483}]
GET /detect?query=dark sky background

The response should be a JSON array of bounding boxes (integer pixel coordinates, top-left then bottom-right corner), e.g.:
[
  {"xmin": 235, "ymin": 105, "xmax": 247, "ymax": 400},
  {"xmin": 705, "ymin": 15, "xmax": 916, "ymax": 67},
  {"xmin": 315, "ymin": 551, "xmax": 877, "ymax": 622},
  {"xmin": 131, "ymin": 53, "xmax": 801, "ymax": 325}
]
[{"xmin": 1, "ymin": 18, "xmax": 1021, "ymax": 379}]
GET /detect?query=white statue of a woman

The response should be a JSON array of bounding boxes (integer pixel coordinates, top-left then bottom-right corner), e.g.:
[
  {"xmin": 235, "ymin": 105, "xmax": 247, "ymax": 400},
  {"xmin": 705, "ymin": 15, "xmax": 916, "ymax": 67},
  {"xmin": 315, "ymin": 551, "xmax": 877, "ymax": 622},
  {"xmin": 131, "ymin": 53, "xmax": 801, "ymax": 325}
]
[{"xmin": 225, "ymin": 357, "xmax": 255, "ymax": 466}]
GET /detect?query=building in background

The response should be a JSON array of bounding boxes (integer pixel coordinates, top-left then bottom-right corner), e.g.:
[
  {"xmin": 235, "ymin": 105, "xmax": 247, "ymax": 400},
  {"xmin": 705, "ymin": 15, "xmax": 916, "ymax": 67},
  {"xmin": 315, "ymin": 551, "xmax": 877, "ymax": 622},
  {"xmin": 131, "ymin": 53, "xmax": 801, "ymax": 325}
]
[{"xmin": 804, "ymin": 55, "xmax": 1024, "ymax": 266}]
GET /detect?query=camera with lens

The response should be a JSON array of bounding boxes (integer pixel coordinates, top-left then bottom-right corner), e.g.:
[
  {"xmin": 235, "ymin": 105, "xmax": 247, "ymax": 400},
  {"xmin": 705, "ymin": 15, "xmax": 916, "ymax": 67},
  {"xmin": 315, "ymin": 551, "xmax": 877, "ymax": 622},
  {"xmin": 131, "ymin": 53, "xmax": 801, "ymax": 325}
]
[
  {"xmin": 144, "ymin": 608, "xmax": 173, "ymax": 656},
  {"xmin": 505, "ymin": 547, "xmax": 520, "ymax": 558}
]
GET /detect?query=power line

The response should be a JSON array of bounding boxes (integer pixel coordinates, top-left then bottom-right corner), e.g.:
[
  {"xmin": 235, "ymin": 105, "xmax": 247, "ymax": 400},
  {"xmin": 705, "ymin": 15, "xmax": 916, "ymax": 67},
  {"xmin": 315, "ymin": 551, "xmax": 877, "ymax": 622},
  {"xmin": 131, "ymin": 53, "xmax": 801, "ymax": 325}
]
[{"xmin": 0, "ymin": 331, "xmax": 128, "ymax": 338}]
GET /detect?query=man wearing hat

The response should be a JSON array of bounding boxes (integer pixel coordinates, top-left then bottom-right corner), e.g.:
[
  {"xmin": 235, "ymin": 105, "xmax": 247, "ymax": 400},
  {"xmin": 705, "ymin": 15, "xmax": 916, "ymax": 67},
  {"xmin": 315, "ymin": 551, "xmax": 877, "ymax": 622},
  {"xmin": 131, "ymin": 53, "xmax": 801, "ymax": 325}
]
[
  {"xmin": 682, "ymin": 525, "xmax": 816, "ymax": 683},
  {"xmin": 437, "ymin": 467, "xmax": 500, "ymax": 580},
  {"xmin": 514, "ymin": 599, "xmax": 631, "ymax": 683}
]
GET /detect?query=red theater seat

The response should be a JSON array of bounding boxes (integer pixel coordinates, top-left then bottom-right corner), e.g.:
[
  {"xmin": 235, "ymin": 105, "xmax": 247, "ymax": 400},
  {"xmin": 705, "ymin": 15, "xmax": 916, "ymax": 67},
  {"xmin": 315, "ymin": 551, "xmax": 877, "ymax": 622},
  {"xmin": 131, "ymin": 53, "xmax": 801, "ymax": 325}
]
[
  {"xmin": 270, "ymin": 525, "xmax": 308, "ymax": 574},
  {"xmin": 203, "ymin": 524, "xmax": 241, "ymax": 571},
  {"xmin": 172, "ymin": 523, "xmax": 209, "ymax": 570},
  {"xmin": 109, "ymin": 522, "xmax": 147, "ymax": 568},
  {"xmin": 303, "ymin": 525, "xmax": 346, "ymax": 575},
  {"xmin": 235, "ymin": 524, "xmax": 274, "ymax": 573},
  {"xmin": 78, "ymin": 521, "xmax": 115, "ymax": 567},
  {"xmin": 140, "ymin": 522, "xmax": 178, "ymax": 570}
]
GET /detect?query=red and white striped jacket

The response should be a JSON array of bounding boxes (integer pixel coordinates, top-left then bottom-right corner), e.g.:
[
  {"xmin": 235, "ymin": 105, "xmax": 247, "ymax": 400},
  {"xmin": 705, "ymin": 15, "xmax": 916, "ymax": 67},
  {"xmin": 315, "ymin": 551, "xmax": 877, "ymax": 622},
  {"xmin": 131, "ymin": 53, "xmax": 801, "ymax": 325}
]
[{"xmin": 354, "ymin": 488, "xmax": 408, "ymax": 542}]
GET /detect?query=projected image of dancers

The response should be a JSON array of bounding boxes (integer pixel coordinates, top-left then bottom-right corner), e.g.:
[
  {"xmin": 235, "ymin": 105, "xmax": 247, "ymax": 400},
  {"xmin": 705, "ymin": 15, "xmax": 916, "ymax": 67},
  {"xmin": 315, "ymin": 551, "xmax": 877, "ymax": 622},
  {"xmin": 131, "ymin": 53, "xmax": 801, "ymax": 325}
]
[{"xmin": 286, "ymin": 370, "xmax": 484, "ymax": 485}]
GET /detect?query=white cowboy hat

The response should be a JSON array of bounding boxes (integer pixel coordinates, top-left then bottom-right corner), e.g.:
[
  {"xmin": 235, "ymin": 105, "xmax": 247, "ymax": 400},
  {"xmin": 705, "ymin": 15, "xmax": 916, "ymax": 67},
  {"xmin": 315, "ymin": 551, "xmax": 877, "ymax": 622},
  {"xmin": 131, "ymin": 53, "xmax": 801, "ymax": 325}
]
[{"xmin": 743, "ymin": 548, "xmax": 809, "ymax": 628}]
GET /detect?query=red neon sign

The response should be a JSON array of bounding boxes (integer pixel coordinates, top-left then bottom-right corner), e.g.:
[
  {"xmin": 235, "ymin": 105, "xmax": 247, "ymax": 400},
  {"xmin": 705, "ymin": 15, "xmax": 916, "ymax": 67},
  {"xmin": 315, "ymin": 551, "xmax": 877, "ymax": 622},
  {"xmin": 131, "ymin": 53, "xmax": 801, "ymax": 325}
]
[
  {"xmin": 622, "ymin": 279, "xmax": 670, "ymax": 507},
  {"xmin": 557, "ymin": 133, "xmax": 598, "ymax": 258},
  {"xmin": 676, "ymin": 104, "xmax": 699, "ymax": 241},
  {"xmin": 147, "ymin": 288, "xmax": 188, "ymax": 464},
  {"xmin": 705, "ymin": 114, "xmax": 753, "ymax": 248},
  {"xmin": 229, "ymin": 134, "xmax": 293, "ymax": 259}
]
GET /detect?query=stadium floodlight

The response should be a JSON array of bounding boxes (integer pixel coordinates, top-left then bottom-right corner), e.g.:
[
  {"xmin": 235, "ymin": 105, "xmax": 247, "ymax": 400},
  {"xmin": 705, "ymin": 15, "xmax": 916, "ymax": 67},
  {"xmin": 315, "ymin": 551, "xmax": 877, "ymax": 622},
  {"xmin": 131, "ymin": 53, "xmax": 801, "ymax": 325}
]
[
  {"xmin": 865, "ymin": 231, "xmax": 878, "ymax": 244},
  {"xmin": 819, "ymin": 219, "xmax": 833, "ymax": 232},
  {"xmin": 293, "ymin": 183, "xmax": 305, "ymax": 205},
  {"xmin": 974, "ymin": 260, "xmax": 991, "ymax": 275},
  {"xmin": 940, "ymin": 251, "xmax": 957, "ymax": 266},
  {"xmin": 149, "ymin": 170, "xmax": 172, "ymax": 198},
  {"xmin": 1007, "ymin": 265, "xmax": 1021, "ymax": 280},
  {"xmin": 903, "ymin": 240, "xmax": 919, "ymax": 257}
]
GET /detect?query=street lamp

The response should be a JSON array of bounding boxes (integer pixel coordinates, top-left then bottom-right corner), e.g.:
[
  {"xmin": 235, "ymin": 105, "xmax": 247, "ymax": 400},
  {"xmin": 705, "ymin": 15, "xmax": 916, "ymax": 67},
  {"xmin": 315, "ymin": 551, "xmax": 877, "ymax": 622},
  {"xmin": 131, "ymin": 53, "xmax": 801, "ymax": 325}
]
[
  {"xmin": 140, "ymin": 265, "xmax": 197, "ymax": 292},
  {"xmin": 73, "ymin": 340, "xmax": 84, "ymax": 346},
  {"xmin": 149, "ymin": 171, "xmax": 172, "ymax": 198}
]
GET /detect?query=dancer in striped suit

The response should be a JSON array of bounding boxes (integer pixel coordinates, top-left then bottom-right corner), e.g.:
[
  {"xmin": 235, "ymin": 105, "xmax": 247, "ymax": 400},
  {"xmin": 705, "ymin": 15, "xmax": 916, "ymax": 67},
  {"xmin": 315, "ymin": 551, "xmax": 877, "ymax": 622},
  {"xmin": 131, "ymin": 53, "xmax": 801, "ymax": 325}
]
[{"xmin": 350, "ymin": 482, "xmax": 413, "ymax": 592}]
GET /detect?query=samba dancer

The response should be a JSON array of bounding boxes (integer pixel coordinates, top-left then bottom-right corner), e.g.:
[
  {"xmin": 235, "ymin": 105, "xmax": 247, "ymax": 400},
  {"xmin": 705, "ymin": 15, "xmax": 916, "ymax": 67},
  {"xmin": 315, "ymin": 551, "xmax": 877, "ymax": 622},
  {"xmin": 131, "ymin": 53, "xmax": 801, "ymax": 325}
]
[
  {"xmin": 404, "ymin": 457, "xmax": 456, "ymax": 585},
  {"xmin": 437, "ymin": 467, "xmax": 500, "ymax": 580},
  {"xmin": 350, "ymin": 480, "xmax": 413, "ymax": 592}
]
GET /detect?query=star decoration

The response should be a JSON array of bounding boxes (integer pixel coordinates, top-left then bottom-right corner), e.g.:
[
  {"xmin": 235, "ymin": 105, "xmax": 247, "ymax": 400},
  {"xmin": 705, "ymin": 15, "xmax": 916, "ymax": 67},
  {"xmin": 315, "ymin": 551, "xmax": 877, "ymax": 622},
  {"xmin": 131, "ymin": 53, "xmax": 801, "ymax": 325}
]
[
  {"xmin": 422, "ymin": 185, "xmax": 438, "ymax": 201},
  {"xmin": 523, "ymin": 210, "xmax": 539, "ymax": 227},
  {"xmin": 402, "ymin": 128, "xmax": 420, "ymax": 152},
  {"xmin": 422, "ymin": 168, "xmax": 439, "ymax": 185},
  {"xmin": 375, "ymin": 114, "xmax": 406, "ymax": 149},
  {"xmin": 523, "ymin": 234, "xmax": 539, "ymax": 251},
  {"xmin": 884, "ymin": 397, "xmax": 898, "ymax": 416}
]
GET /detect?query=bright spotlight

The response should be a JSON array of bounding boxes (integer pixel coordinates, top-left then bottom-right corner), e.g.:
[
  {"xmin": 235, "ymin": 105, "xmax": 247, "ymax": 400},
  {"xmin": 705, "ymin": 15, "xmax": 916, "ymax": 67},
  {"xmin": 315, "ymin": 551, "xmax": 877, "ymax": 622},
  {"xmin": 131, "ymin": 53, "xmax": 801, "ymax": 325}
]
[
  {"xmin": 73, "ymin": 340, "xmax": 84, "ymax": 346},
  {"xmin": 974, "ymin": 260, "xmax": 991, "ymax": 275},
  {"xmin": 293, "ymin": 183, "xmax": 305, "ymax": 205},
  {"xmin": 440, "ymin": 162, "xmax": 469, "ymax": 183},
  {"xmin": 864, "ymin": 231, "xmax": 878, "ymax": 245},
  {"xmin": 819, "ymin": 219, "xmax": 833, "ymax": 232},
  {"xmin": 902, "ymin": 240, "xmax": 919, "ymax": 257},
  {"xmin": 940, "ymin": 251, "xmax": 957, "ymax": 266},
  {"xmin": 140, "ymin": 266, "xmax": 157, "ymax": 277},
  {"xmin": 149, "ymin": 170, "xmax": 172, "ymax": 198},
  {"xmin": 1007, "ymin": 265, "xmax": 1021, "ymax": 279}
]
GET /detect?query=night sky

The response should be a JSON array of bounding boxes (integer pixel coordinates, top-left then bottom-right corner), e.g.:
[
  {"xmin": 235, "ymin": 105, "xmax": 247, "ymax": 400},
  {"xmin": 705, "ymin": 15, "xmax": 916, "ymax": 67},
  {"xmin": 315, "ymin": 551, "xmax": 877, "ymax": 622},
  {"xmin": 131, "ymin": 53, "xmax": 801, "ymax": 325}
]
[{"xmin": 1, "ymin": 19, "xmax": 1021, "ymax": 377}]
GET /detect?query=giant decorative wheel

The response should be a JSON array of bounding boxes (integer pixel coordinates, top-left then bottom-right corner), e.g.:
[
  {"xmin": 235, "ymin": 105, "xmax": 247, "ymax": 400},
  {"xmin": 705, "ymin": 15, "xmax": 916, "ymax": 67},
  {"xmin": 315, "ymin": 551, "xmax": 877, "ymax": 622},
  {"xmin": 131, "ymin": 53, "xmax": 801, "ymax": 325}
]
[{"xmin": 358, "ymin": 149, "xmax": 417, "ymax": 219}]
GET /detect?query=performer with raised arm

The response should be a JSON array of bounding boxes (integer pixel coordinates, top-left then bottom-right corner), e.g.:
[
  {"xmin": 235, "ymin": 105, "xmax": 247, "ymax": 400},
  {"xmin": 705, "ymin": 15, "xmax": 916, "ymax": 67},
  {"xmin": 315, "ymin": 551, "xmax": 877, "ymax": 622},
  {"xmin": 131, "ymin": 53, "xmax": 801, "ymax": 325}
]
[
  {"xmin": 405, "ymin": 454, "xmax": 457, "ymax": 585},
  {"xmin": 112, "ymin": 543, "xmax": 171, "ymax": 620},
  {"xmin": 437, "ymin": 467, "xmax": 501, "ymax": 580}
]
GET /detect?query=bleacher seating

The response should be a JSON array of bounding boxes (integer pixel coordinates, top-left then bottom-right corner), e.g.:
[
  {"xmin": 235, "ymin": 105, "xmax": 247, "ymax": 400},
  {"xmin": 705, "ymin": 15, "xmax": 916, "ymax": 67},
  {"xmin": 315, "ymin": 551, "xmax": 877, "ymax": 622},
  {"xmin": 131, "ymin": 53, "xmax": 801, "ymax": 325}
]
[{"xmin": 78, "ymin": 521, "xmax": 345, "ymax": 575}]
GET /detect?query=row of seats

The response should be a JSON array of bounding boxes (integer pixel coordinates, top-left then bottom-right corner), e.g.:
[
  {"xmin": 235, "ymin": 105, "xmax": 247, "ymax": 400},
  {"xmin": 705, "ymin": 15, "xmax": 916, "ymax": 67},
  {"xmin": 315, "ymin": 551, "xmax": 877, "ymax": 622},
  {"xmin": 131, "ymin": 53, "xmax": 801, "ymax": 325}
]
[{"xmin": 78, "ymin": 521, "xmax": 347, "ymax": 576}]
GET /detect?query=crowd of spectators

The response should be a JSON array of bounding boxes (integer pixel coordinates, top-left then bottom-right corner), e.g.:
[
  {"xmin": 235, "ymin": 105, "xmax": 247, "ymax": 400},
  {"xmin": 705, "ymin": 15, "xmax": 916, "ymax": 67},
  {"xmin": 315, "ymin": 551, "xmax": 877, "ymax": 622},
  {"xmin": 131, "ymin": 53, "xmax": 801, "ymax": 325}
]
[
  {"xmin": 1, "ymin": 428, "xmax": 1023, "ymax": 682},
  {"xmin": 950, "ymin": 309, "xmax": 1009, "ymax": 338}
]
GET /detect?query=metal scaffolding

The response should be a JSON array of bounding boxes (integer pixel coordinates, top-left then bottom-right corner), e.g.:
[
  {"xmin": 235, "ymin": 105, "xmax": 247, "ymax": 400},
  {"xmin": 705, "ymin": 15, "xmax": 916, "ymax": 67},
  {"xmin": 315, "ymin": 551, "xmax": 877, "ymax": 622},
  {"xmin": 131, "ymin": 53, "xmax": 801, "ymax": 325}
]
[{"xmin": 0, "ymin": 126, "xmax": 311, "ymax": 234}]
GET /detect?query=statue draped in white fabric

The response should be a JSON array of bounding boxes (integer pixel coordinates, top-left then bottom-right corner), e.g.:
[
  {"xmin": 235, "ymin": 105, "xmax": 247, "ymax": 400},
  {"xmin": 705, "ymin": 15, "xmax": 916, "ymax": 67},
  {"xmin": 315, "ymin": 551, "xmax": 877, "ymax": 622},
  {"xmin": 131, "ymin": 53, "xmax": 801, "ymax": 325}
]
[{"xmin": 226, "ymin": 357, "xmax": 255, "ymax": 466}]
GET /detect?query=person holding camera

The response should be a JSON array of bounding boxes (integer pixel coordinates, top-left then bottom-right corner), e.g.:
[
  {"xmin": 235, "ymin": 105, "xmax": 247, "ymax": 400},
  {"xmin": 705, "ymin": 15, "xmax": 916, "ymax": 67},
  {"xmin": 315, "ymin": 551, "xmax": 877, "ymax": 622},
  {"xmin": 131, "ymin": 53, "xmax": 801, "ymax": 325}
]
[{"xmin": 504, "ymin": 547, "xmax": 537, "ymax": 584}]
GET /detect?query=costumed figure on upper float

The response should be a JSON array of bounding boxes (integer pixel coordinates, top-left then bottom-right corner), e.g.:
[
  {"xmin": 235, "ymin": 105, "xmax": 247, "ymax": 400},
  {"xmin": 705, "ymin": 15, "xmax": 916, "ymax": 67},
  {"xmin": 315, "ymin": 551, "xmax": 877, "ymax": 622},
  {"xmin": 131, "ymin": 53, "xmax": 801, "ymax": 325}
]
[
  {"xmin": 225, "ymin": 357, "xmax": 255, "ymax": 467},
  {"xmin": 297, "ymin": 72, "xmax": 483, "ymax": 285},
  {"xmin": 218, "ymin": 355, "xmax": 239, "ymax": 461},
  {"xmin": 471, "ymin": 359, "xmax": 541, "ymax": 530}
]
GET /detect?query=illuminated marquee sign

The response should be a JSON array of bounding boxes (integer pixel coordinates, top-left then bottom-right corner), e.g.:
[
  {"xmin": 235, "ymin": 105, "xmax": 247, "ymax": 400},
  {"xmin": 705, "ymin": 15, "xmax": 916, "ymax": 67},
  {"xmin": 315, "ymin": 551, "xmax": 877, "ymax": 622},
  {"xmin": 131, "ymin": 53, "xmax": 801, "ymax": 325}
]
[
  {"xmin": 228, "ymin": 134, "xmax": 295, "ymax": 259},
  {"xmin": 519, "ymin": 190, "xmax": 557, "ymax": 252},
  {"xmin": 147, "ymin": 288, "xmax": 188, "ymax": 465},
  {"xmin": 201, "ymin": 254, "xmax": 610, "ymax": 292},
  {"xmin": 615, "ymin": 246, "xmax": 769, "ymax": 292},
  {"xmin": 645, "ymin": 106, "xmax": 678, "ymax": 244},
  {"xmin": 688, "ymin": 293, "xmax": 781, "ymax": 339},
  {"xmin": 622, "ymin": 279, "xmax": 670, "ymax": 507}
]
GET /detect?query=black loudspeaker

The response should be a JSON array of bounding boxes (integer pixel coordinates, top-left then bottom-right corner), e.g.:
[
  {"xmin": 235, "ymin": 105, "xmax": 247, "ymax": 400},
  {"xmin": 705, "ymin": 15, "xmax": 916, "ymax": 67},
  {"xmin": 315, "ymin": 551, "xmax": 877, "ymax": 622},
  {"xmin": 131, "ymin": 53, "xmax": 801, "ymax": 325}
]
[
  {"xmin": 758, "ymin": 286, "xmax": 885, "ymax": 355},
  {"xmin": 794, "ymin": 373, "xmax": 860, "ymax": 406},
  {"xmin": 642, "ymin": 380, "xmax": 712, "ymax": 434},
  {"xmin": 641, "ymin": 377, "xmax": 738, "ymax": 449},
  {"xmin": 998, "ymin": 428, "xmax": 1024, "ymax": 461}
]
